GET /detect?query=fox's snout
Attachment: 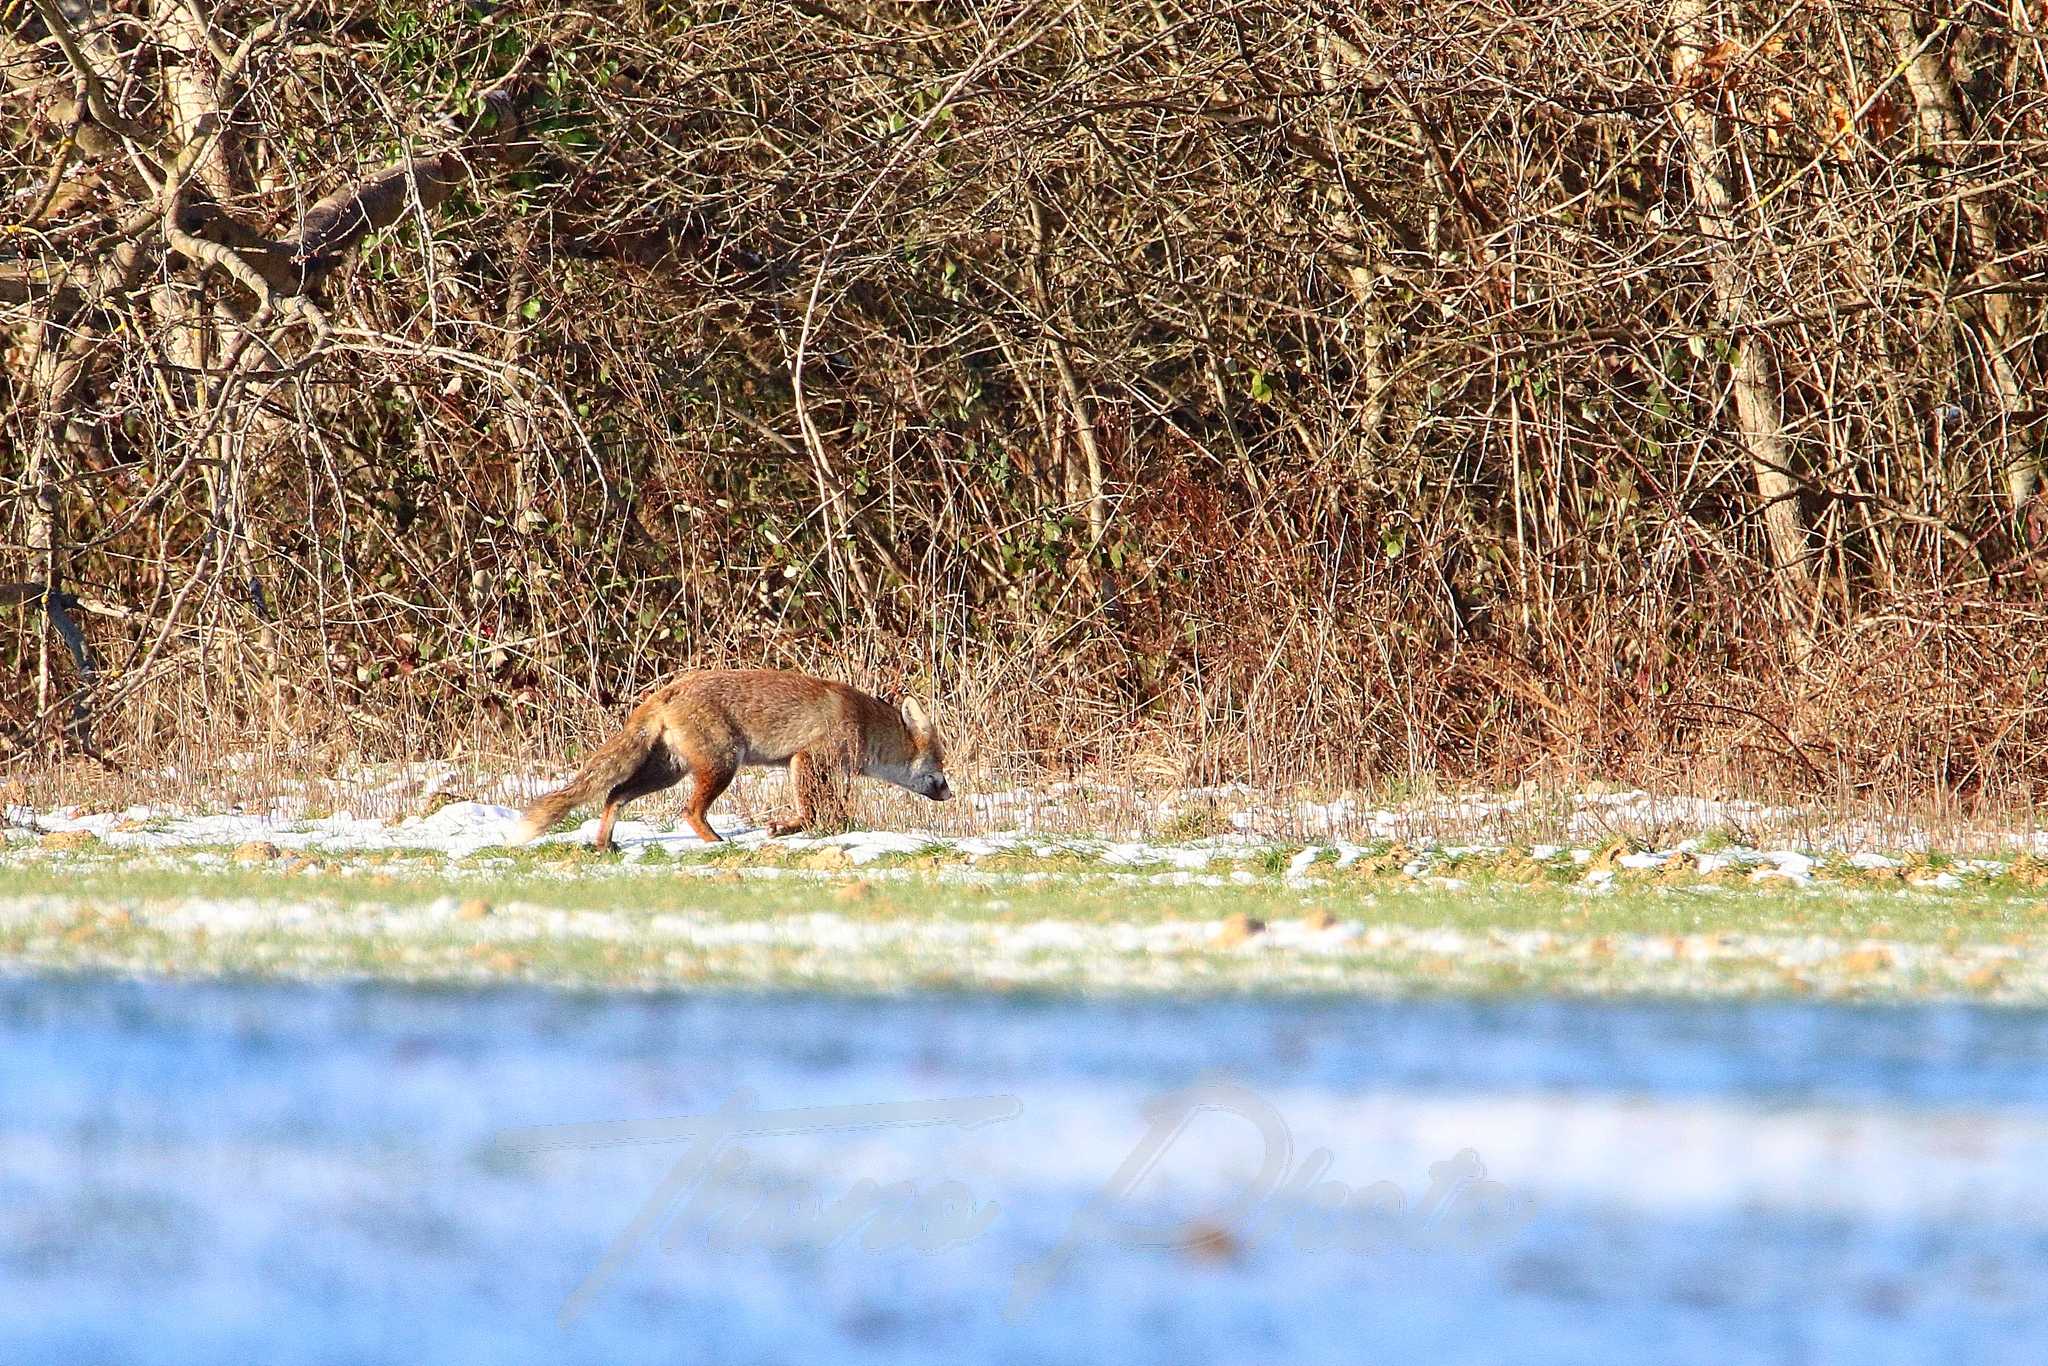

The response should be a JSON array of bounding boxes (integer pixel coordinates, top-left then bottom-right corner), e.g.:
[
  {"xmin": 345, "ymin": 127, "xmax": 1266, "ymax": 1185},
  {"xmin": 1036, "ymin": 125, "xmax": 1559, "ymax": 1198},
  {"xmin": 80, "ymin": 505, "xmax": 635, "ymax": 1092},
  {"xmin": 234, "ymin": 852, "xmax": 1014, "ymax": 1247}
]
[{"xmin": 922, "ymin": 775, "xmax": 954, "ymax": 802}]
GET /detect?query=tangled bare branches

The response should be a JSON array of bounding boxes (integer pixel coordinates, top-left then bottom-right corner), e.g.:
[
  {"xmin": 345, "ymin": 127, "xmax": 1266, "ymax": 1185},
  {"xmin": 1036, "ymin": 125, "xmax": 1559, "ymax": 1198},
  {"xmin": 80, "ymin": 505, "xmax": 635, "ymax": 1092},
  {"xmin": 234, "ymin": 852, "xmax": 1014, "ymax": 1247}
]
[{"xmin": 4, "ymin": 0, "xmax": 2046, "ymax": 804}]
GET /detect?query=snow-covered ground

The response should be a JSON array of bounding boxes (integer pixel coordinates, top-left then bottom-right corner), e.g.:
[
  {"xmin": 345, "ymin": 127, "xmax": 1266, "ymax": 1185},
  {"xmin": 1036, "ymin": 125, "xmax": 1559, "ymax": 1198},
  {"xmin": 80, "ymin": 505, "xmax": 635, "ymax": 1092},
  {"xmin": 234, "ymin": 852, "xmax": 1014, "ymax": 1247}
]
[
  {"xmin": 2, "ymin": 791, "xmax": 2039, "ymax": 884},
  {"xmin": 6, "ymin": 787, "xmax": 2045, "ymax": 998},
  {"xmin": 5, "ymin": 772, "xmax": 2047, "ymax": 1356},
  {"xmin": 1, "ymin": 977, "xmax": 2046, "ymax": 1363},
  {"xmin": 11, "ymin": 754, "xmax": 2048, "ymax": 854}
]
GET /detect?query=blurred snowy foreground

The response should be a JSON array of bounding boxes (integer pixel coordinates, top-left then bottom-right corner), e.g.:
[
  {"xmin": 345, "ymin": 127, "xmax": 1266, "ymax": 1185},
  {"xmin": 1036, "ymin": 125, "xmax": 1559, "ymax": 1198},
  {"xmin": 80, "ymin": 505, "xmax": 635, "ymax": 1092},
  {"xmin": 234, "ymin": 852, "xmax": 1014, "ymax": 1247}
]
[
  {"xmin": 1, "ymin": 978, "xmax": 2047, "ymax": 1364},
  {"xmin": 4, "ymin": 779, "xmax": 2048, "ymax": 1362}
]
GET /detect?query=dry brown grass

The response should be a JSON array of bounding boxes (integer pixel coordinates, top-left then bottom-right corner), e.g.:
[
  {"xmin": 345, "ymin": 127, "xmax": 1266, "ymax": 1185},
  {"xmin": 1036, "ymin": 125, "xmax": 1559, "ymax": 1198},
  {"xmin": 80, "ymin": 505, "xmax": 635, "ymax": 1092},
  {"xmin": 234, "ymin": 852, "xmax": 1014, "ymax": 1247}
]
[{"xmin": 5, "ymin": 1, "xmax": 2046, "ymax": 829}]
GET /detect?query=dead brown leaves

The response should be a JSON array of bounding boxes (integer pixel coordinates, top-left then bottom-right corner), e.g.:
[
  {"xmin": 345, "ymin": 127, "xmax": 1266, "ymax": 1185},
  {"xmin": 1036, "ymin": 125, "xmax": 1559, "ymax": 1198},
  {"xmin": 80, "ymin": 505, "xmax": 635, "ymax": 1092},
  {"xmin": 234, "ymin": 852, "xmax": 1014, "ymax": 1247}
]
[{"xmin": 1674, "ymin": 32, "xmax": 1907, "ymax": 162}]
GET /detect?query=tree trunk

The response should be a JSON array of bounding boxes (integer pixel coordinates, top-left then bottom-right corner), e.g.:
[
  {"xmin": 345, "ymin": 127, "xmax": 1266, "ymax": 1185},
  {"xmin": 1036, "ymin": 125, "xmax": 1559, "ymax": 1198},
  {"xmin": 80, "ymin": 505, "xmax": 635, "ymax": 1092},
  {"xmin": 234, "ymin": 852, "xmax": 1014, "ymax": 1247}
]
[
  {"xmin": 1885, "ymin": 2, "xmax": 2039, "ymax": 508},
  {"xmin": 1668, "ymin": 0, "xmax": 1817, "ymax": 635},
  {"xmin": 25, "ymin": 446, "xmax": 57, "ymax": 726}
]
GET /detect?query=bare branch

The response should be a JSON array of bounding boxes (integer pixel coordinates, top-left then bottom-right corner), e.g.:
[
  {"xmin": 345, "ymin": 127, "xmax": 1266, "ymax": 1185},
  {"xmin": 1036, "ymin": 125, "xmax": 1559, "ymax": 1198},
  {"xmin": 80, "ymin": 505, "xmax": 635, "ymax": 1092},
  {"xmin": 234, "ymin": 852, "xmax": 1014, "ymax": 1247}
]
[{"xmin": 29, "ymin": 0, "xmax": 150, "ymax": 139}]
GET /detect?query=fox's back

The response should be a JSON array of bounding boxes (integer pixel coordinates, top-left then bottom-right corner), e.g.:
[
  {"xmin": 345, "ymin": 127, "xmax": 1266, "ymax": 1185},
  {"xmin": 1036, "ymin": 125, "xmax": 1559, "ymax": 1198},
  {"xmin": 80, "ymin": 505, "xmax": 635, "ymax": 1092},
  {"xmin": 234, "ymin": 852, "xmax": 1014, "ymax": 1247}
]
[{"xmin": 643, "ymin": 669, "xmax": 901, "ymax": 766}]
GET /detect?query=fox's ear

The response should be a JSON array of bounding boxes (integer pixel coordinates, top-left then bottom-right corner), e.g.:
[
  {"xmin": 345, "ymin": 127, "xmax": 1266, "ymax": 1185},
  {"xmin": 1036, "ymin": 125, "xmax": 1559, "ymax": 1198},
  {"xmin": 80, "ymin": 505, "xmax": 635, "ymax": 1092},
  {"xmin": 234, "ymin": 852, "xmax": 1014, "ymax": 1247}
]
[{"xmin": 901, "ymin": 697, "xmax": 932, "ymax": 737}]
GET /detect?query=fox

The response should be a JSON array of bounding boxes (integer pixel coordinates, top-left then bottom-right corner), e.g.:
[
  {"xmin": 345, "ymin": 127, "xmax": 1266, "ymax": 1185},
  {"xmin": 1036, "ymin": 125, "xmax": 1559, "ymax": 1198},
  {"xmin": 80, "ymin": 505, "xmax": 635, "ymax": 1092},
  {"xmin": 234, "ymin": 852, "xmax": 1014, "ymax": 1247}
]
[{"xmin": 508, "ymin": 669, "xmax": 953, "ymax": 850}]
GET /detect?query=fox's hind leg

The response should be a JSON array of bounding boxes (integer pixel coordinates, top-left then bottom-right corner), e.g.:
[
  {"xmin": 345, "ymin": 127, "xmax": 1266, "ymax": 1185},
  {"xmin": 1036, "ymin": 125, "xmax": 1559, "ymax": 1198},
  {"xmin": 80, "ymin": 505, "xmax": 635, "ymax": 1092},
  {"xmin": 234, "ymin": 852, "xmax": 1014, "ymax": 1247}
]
[
  {"xmin": 680, "ymin": 751, "xmax": 738, "ymax": 843},
  {"xmin": 593, "ymin": 745, "xmax": 686, "ymax": 852}
]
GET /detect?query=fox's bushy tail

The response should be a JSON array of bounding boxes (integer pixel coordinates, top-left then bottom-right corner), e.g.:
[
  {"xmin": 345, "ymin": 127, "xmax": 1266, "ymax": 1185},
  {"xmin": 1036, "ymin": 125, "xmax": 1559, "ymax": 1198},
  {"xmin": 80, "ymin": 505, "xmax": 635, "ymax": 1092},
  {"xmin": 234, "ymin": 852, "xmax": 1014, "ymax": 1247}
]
[{"xmin": 509, "ymin": 717, "xmax": 659, "ymax": 845}]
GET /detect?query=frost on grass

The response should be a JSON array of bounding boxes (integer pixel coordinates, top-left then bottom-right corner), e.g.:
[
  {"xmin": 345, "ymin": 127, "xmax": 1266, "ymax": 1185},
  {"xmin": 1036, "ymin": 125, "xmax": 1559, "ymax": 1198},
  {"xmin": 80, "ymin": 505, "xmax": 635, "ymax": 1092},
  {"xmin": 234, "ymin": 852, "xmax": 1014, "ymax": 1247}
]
[
  {"xmin": 2, "ymin": 821, "xmax": 2045, "ymax": 1000},
  {"xmin": 8, "ymin": 776, "xmax": 2048, "ymax": 1000}
]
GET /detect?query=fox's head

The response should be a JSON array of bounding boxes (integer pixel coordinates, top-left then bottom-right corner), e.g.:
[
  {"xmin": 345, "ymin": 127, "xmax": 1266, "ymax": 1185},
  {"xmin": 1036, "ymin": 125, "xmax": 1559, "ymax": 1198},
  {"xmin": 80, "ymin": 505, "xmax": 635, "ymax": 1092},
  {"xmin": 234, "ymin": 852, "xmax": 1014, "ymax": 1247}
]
[{"xmin": 895, "ymin": 698, "xmax": 953, "ymax": 802}]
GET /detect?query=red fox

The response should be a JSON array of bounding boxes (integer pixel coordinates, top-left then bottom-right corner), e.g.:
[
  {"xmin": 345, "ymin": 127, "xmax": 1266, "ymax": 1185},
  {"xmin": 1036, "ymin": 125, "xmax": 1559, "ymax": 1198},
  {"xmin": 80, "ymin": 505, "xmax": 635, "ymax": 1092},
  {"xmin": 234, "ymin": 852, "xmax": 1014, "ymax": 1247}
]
[{"xmin": 509, "ymin": 669, "xmax": 953, "ymax": 849}]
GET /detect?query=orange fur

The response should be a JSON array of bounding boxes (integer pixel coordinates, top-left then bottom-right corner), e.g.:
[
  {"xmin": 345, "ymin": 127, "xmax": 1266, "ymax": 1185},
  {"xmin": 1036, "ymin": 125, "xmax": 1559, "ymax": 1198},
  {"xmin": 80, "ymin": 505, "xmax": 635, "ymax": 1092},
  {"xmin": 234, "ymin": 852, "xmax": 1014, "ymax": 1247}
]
[{"xmin": 511, "ymin": 670, "xmax": 951, "ymax": 849}]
